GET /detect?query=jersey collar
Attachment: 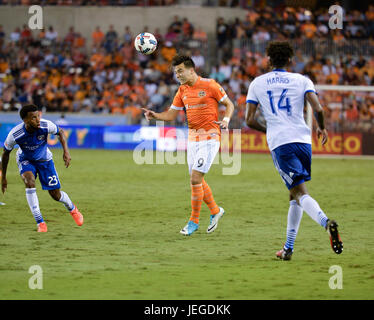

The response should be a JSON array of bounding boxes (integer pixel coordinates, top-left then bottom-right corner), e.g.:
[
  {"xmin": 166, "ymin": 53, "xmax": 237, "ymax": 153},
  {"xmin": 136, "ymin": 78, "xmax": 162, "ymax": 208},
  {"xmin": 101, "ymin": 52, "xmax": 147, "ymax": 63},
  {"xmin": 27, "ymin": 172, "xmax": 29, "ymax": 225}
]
[
  {"xmin": 23, "ymin": 123, "xmax": 38, "ymax": 134},
  {"xmin": 273, "ymin": 68, "xmax": 287, "ymax": 72},
  {"xmin": 189, "ymin": 76, "xmax": 200, "ymax": 87}
]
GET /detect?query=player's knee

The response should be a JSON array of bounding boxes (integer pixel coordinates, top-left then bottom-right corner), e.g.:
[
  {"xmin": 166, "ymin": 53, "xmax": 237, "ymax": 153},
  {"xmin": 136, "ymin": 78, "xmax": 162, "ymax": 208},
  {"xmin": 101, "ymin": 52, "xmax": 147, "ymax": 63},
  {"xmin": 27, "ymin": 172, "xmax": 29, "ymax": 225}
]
[
  {"xmin": 293, "ymin": 191, "xmax": 308, "ymax": 204},
  {"xmin": 190, "ymin": 173, "xmax": 203, "ymax": 185},
  {"xmin": 191, "ymin": 178, "xmax": 200, "ymax": 185},
  {"xmin": 23, "ymin": 176, "xmax": 36, "ymax": 188}
]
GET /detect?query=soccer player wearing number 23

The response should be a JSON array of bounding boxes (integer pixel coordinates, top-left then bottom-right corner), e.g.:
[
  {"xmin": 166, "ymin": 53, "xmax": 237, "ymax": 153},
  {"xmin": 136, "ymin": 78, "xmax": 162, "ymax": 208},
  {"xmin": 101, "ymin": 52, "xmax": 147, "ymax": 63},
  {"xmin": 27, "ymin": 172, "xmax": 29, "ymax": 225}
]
[
  {"xmin": 246, "ymin": 42, "xmax": 343, "ymax": 260},
  {"xmin": 1, "ymin": 104, "xmax": 83, "ymax": 232},
  {"xmin": 142, "ymin": 55, "xmax": 235, "ymax": 236}
]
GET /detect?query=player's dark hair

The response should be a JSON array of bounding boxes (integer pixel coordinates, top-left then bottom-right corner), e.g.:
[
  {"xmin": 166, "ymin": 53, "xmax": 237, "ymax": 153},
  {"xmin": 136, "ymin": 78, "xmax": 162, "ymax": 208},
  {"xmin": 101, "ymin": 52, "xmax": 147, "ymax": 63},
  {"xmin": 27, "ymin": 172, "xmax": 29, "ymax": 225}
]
[
  {"xmin": 266, "ymin": 41, "xmax": 294, "ymax": 68},
  {"xmin": 172, "ymin": 55, "xmax": 195, "ymax": 69},
  {"xmin": 20, "ymin": 104, "xmax": 38, "ymax": 120}
]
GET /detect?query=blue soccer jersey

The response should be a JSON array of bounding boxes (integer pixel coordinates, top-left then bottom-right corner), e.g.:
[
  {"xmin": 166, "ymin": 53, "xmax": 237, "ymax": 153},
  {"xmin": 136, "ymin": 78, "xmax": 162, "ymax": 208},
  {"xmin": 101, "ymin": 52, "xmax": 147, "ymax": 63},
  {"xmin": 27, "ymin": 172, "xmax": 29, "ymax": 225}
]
[{"xmin": 4, "ymin": 119, "xmax": 59, "ymax": 162}]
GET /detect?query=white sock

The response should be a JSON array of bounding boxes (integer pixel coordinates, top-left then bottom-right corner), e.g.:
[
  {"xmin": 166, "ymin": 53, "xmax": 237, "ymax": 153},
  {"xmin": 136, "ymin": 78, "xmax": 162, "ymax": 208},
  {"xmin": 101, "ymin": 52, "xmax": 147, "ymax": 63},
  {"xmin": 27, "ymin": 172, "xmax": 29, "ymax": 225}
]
[
  {"xmin": 59, "ymin": 191, "xmax": 75, "ymax": 211},
  {"xmin": 284, "ymin": 200, "xmax": 303, "ymax": 251},
  {"xmin": 26, "ymin": 188, "xmax": 44, "ymax": 224},
  {"xmin": 299, "ymin": 194, "xmax": 329, "ymax": 228}
]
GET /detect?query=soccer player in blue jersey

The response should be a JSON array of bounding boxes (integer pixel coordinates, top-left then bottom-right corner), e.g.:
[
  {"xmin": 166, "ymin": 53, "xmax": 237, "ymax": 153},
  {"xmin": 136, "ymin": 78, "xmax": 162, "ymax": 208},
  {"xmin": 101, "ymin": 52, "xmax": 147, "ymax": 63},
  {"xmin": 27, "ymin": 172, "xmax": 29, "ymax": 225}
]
[
  {"xmin": 245, "ymin": 42, "xmax": 343, "ymax": 260},
  {"xmin": 1, "ymin": 104, "xmax": 83, "ymax": 232}
]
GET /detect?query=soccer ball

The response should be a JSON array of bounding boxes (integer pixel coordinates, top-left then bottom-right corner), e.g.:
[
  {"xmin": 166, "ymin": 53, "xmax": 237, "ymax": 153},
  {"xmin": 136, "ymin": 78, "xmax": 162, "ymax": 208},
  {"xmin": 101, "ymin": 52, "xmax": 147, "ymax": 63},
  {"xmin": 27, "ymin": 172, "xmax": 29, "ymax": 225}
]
[{"xmin": 134, "ymin": 32, "xmax": 157, "ymax": 55}]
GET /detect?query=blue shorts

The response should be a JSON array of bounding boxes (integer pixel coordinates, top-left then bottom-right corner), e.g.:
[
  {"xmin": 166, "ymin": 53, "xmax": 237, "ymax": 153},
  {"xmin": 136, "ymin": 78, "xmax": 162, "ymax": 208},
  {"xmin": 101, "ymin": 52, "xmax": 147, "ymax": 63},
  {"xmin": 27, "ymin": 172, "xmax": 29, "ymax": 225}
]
[
  {"xmin": 270, "ymin": 143, "xmax": 312, "ymax": 190},
  {"xmin": 18, "ymin": 159, "xmax": 61, "ymax": 190}
]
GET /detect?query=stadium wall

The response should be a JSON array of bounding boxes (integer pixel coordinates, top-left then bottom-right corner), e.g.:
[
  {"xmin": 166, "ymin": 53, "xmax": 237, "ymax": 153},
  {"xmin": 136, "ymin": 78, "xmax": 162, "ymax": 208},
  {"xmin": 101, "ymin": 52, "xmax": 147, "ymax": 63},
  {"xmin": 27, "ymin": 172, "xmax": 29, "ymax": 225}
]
[{"xmin": 0, "ymin": 5, "xmax": 247, "ymax": 46}]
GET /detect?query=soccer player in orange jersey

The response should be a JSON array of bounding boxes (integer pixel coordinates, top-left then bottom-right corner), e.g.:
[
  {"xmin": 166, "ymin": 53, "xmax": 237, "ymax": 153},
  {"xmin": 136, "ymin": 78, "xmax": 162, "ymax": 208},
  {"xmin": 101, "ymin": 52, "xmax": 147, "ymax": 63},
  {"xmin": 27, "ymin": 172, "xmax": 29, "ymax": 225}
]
[{"xmin": 142, "ymin": 55, "xmax": 234, "ymax": 235}]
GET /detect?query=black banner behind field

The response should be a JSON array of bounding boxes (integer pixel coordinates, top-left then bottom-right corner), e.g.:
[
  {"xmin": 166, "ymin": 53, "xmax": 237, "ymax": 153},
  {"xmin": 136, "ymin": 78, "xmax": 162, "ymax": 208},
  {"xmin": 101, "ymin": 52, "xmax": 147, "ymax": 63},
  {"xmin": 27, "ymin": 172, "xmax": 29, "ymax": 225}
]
[{"xmin": 0, "ymin": 300, "xmax": 372, "ymax": 317}]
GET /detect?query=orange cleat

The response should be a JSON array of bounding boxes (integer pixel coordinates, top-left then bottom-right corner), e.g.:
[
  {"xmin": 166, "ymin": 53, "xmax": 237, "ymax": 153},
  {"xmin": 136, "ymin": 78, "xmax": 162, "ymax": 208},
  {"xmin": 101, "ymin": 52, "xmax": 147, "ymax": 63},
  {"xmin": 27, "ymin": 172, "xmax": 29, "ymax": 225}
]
[
  {"xmin": 37, "ymin": 222, "xmax": 48, "ymax": 232},
  {"xmin": 70, "ymin": 205, "xmax": 84, "ymax": 226}
]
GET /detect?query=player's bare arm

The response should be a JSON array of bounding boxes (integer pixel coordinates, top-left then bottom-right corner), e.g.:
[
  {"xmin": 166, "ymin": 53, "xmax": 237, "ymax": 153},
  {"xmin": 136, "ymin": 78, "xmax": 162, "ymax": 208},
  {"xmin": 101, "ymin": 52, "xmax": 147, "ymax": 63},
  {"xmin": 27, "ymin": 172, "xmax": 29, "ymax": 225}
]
[
  {"xmin": 141, "ymin": 107, "xmax": 179, "ymax": 122},
  {"xmin": 58, "ymin": 127, "xmax": 71, "ymax": 168},
  {"xmin": 214, "ymin": 97, "xmax": 235, "ymax": 129},
  {"xmin": 1, "ymin": 149, "xmax": 11, "ymax": 194},
  {"xmin": 245, "ymin": 102, "xmax": 266, "ymax": 133},
  {"xmin": 305, "ymin": 91, "xmax": 328, "ymax": 145}
]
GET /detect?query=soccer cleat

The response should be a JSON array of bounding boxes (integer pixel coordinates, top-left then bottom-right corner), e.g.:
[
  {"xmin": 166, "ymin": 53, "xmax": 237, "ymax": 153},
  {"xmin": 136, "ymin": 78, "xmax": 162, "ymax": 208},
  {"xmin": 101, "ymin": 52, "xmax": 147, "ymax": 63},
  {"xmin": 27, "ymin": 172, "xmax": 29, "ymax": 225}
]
[
  {"xmin": 37, "ymin": 222, "xmax": 48, "ymax": 232},
  {"xmin": 276, "ymin": 247, "xmax": 293, "ymax": 260},
  {"xmin": 207, "ymin": 207, "xmax": 225, "ymax": 233},
  {"xmin": 70, "ymin": 205, "xmax": 84, "ymax": 226},
  {"xmin": 326, "ymin": 219, "xmax": 343, "ymax": 254},
  {"xmin": 180, "ymin": 220, "xmax": 199, "ymax": 236}
]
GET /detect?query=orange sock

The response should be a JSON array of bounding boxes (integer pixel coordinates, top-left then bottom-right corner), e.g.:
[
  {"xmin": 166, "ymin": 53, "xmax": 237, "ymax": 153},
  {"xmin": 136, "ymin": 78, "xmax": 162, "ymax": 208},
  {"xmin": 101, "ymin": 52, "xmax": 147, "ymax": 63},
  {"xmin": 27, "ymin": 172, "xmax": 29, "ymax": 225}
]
[
  {"xmin": 190, "ymin": 183, "xmax": 204, "ymax": 224},
  {"xmin": 202, "ymin": 179, "xmax": 220, "ymax": 215}
]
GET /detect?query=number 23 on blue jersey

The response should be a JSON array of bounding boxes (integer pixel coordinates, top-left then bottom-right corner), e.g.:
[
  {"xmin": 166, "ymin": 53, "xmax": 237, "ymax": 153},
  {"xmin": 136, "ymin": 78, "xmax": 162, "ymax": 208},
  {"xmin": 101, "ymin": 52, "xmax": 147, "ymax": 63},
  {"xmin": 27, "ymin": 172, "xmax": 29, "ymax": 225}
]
[{"xmin": 266, "ymin": 89, "xmax": 292, "ymax": 116}]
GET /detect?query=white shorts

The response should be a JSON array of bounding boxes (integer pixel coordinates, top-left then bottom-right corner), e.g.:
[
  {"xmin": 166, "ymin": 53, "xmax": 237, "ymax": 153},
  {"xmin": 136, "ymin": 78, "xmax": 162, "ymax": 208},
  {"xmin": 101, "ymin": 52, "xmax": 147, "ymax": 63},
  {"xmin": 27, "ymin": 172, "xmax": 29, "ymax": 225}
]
[{"xmin": 187, "ymin": 140, "xmax": 220, "ymax": 175}]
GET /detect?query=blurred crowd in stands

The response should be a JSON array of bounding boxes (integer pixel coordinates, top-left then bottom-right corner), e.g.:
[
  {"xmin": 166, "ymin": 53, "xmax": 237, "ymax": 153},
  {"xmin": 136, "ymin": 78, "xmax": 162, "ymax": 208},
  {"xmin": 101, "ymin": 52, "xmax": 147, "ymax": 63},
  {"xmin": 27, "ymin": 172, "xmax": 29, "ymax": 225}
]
[{"xmin": 0, "ymin": 4, "xmax": 374, "ymax": 133}]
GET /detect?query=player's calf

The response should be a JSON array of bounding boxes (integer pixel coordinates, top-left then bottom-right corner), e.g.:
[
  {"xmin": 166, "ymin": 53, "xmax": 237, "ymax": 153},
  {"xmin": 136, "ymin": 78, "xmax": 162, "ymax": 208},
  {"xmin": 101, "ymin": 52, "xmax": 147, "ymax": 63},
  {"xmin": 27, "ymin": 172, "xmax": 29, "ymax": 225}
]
[
  {"xmin": 48, "ymin": 189, "xmax": 61, "ymax": 201},
  {"xmin": 56, "ymin": 190, "xmax": 84, "ymax": 226},
  {"xmin": 25, "ymin": 188, "xmax": 46, "ymax": 230}
]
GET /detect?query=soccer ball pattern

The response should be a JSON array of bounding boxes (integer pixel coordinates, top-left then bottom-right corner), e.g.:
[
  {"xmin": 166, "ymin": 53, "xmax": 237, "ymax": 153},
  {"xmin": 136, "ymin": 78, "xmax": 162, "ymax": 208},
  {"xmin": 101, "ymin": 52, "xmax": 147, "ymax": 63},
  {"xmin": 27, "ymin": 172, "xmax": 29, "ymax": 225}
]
[{"xmin": 134, "ymin": 32, "xmax": 157, "ymax": 55}]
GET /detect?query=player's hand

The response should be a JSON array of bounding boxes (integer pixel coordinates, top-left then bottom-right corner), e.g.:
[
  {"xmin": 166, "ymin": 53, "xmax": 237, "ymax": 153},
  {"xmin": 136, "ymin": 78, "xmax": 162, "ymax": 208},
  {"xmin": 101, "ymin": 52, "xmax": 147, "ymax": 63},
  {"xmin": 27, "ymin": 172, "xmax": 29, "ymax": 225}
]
[
  {"xmin": 1, "ymin": 177, "xmax": 7, "ymax": 194},
  {"xmin": 317, "ymin": 128, "xmax": 328, "ymax": 145},
  {"xmin": 214, "ymin": 120, "xmax": 229, "ymax": 130},
  {"xmin": 63, "ymin": 151, "xmax": 71, "ymax": 168},
  {"xmin": 141, "ymin": 108, "xmax": 156, "ymax": 121}
]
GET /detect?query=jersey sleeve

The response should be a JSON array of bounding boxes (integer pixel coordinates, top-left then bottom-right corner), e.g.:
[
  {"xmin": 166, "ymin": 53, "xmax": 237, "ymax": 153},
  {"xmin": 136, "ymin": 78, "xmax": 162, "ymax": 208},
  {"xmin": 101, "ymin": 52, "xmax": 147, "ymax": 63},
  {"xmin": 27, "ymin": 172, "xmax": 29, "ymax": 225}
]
[
  {"xmin": 246, "ymin": 80, "xmax": 258, "ymax": 105},
  {"xmin": 46, "ymin": 120, "xmax": 59, "ymax": 135},
  {"xmin": 209, "ymin": 80, "xmax": 227, "ymax": 103},
  {"xmin": 3, "ymin": 131, "xmax": 16, "ymax": 151},
  {"xmin": 304, "ymin": 76, "xmax": 317, "ymax": 95},
  {"xmin": 170, "ymin": 87, "xmax": 184, "ymax": 111}
]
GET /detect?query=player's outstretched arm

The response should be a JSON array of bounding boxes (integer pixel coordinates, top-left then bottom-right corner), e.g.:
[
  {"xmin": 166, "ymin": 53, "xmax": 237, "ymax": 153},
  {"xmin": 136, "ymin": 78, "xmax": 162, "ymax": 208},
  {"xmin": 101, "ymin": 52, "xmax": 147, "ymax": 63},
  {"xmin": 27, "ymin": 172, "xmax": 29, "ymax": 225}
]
[
  {"xmin": 57, "ymin": 127, "xmax": 71, "ymax": 168},
  {"xmin": 141, "ymin": 107, "xmax": 179, "ymax": 122},
  {"xmin": 1, "ymin": 149, "xmax": 11, "ymax": 194},
  {"xmin": 305, "ymin": 91, "xmax": 328, "ymax": 145},
  {"xmin": 245, "ymin": 103, "xmax": 266, "ymax": 133}
]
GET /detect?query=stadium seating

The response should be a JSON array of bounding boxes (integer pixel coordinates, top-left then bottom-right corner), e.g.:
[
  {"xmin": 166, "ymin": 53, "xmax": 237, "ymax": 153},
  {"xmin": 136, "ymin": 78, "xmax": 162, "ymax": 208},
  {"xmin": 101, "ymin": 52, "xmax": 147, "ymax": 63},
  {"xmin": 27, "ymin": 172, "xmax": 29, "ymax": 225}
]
[{"xmin": 0, "ymin": 3, "xmax": 373, "ymax": 133}]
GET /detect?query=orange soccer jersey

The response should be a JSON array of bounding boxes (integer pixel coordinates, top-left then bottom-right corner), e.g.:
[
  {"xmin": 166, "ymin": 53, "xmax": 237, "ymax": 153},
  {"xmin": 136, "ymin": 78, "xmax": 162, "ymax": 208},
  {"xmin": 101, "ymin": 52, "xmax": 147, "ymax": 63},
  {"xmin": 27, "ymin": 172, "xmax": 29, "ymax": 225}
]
[{"xmin": 171, "ymin": 77, "xmax": 227, "ymax": 141}]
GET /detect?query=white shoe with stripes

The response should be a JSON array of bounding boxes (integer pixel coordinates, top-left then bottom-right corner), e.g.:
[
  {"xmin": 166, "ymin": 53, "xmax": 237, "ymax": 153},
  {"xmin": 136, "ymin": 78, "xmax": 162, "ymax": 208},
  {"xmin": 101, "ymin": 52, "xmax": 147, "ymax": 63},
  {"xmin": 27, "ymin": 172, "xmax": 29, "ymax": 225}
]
[{"xmin": 206, "ymin": 207, "xmax": 225, "ymax": 233}]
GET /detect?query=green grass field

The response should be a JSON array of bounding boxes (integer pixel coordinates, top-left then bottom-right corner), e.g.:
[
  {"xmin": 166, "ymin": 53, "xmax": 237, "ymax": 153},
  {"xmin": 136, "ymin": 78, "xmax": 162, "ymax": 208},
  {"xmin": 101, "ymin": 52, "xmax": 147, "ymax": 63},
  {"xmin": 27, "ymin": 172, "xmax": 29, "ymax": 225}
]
[{"xmin": 0, "ymin": 149, "xmax": 373, "ymax": 300}]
